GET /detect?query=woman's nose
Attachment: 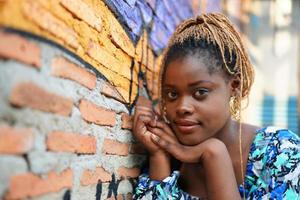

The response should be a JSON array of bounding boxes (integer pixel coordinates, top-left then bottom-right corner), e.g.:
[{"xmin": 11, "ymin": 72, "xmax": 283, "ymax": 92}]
[{"xmin": 176, "ymin": 97, "xmax": 193, "ymax": 116}]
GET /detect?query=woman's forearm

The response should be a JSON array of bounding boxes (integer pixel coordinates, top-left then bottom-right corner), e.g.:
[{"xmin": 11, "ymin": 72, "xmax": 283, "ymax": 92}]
[
  {"xmin": 149, "ymin": 152, "xmax": 171, "ymax": 181},
  {"xmin": 202, "ymin": 141, "xmax": 241, "ymax": 200}
]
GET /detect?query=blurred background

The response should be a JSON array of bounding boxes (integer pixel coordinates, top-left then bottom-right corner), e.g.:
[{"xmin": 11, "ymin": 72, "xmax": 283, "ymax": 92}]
[{"xmin": 223, "ymin": 0, "xmax": 300, "ymax": 134}]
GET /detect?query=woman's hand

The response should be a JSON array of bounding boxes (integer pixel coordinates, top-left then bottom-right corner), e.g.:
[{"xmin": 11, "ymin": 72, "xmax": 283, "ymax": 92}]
[
  {"xmin": 148, "ymin": 125, "xmax": 241, "ymax": 199},
  {"xmin": 133, "ymin": 107, "xmax": 161, "ymax": 155},
  {"xmin": 132, "ymin": 97, "xmax": 172, "ymax": 180},
  {"xmin": 132, "ymin": 97, "xmax": 167, "ymax": 156},
  {"xmin": 148, "ymin": 124, "xmax": 228, "ymax": 164}
]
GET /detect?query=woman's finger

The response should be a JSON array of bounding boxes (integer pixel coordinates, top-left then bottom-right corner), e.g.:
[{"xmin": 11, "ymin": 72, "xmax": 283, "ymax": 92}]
[
  {"xmin": 133, "ymin": 108, "xmax": 154, "ymax": 127},
  {"xmin": 134, "ymin": 115, "xmax": 152, "ymax": 137},
  {"xmin": 133, "ymin": 109, "xmax": 153, "ymax": 129},
  {"xmin": 135, "ymin": 106, "xmax": 153, "ymax": 112},
  {"xmin": 151, "ymin": 134, "xmax": 200, "ymax": 163},
  {"xmin": 147, "ymin": 126, "xmax": 175, "ymax": 144},
  {"xmin": 134, "ymin": 96, "xmax": 153, "ymax": 122},
  {"xmin": 147, "ymin": 119, "xmax": 175, "ymax": 138},
  {"xmin": 150, "ymin": 134, "xmax": 180, "ymax": 156}
]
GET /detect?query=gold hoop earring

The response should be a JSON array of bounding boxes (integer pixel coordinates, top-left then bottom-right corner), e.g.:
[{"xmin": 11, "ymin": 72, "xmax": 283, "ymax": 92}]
[{"xmin": 229, "ymin": 96, "xmax": 241, "ymax": 121}]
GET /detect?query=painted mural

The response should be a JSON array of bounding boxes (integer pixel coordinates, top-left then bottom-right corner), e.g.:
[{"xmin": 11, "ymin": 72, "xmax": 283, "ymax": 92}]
[{"xmin": 0, "ymin": 0, "xmax": 220, "ymax": 108}]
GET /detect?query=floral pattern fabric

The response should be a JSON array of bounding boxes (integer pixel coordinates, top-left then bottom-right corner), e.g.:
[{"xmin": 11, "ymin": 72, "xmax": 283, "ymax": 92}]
[{"xmin": 133, "ymin": 127, "xmax": 300, "ymax": 200}]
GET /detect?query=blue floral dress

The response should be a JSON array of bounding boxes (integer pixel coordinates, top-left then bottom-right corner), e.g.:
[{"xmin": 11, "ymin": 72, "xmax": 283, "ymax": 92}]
[{"xmin": 133, "ymin": 127, "xmax": 300, "ymax": 199}]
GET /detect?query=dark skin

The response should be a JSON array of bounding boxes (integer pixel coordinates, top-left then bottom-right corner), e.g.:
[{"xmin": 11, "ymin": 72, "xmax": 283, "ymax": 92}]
[{"xmin": 133, "ymin": 55, "xmax": 258, "ymax": 200}]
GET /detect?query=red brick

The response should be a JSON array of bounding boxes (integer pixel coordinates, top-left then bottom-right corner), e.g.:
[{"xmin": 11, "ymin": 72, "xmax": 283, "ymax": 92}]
[
  {"xmin": 101, "ymin": 82, "xmax": 126, "ymax": 103},
  {"xmin": 0, "ymin": 125, "xmax": 34, "ymax": 155},
  {"xmin": 80, "ymin": 167, "xmax": 111, "ymax": 186},
  {"xmin": 79, "ymin": 99, "xmax": 116, "ymax": 126},
  {"xmin": 129, "ymin": 143, "xmax": 146, "ymax": 155},
  {"xmin": 47, "ymin": 131, "xmax": 96, "ymax": 154},
  {"xmin": 0, "ymin": 31, "xmax": 41, "ymax": 68},
  {"xmin": 60, "ymin": 0, "xmax": 103, "ymax": 32},
  {"xmin": 9, "ymin": 82, "xmax": 73, "ymax": 116},
  {"xmin": 5, "ymin": 169, "xmax": 72, "ymax": 199},
  {"xmin": 102, "ymin": 139, "xmax": 129, "ymax": 156},
  {"xmin": 117, "ymin": 166, "xmax": 140, "ymax": 178},
  {"xmin": 121, "ymin": 113, "xmax": 133, "ymax": 130},
  {"xmin": 51, "ymin": 57, "xmax": 96, "ymax": 90}
]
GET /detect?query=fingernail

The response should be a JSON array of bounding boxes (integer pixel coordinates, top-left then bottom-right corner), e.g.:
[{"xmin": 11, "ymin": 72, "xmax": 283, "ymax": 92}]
[
  {"xmin": 144, "ymin": 130, "xmax": 150, "ymax": 136},
  {"xmin": 143, "ymin": 128, "xmax": 147, "ymax": 135},
  {"xmin": 151, "ymin": 134, "xmax": 159, "ymax": 141}
]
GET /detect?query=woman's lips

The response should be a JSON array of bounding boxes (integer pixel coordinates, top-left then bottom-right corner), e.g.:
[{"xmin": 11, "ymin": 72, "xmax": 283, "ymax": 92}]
[{"xmin": 174, "ymin": 120, "xmax": 200, "ymax": 134}]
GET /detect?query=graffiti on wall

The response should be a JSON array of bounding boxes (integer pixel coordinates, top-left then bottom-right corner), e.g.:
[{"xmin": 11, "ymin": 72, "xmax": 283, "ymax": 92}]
[{"xmin": 0, "ymin": 0, "xmax": 217, "ymax": 109}]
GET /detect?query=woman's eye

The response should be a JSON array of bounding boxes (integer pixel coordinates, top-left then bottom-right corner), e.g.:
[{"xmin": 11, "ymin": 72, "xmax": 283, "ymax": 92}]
[
  {"xmin": 194, "ymin": 88, "xmax": 209, "ymax": 98},
  {"xmin": 166, "ymin": 91, "xmax": 178, "ymax": 100}
]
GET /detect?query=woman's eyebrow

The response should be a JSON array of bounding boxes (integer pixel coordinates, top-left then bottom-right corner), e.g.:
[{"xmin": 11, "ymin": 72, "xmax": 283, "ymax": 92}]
[
  {"xmin": 164, "ymin": 80, "xmax": 214, "ymax": 88},
  {"xmin": 188, "ymin": 80, "xmax": 214, "ymax": 87}
]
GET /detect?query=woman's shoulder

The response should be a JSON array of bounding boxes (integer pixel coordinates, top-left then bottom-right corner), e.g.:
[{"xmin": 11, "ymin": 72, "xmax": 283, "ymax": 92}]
[
  {"xmin": 249, "ymin": 126, "xmax": 300, "ymax": 165},
  {"xmin": 253, "ymin": 126, "xmax": 299, "ymax": 146},
  {"xmin": 245, "ymin": 126, "xmax": 300, "ymax": 199}
]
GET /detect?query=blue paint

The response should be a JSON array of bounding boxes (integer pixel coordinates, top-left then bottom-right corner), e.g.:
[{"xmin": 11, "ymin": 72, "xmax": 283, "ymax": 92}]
[
  {"xmin": 124, "ymin": 0, "xmax": 137, "ymax": 7},
  {"xmin": 150, "ymin": 16, "xmax": 172, "ymax": 54},
  {"xmin": 127, "ymin": 6, "xmax": 143, "ymax": 36},
  {"xmin": 162, "ymin": 0, "xmax": 187, "ymax": 26},
  {"xmin": 105, "ymin": 0, "xmax": 143, "ymax": 42},
  {"xmin": 105, "ymin": 0, "xmax": 206, "ymax": 52},
  {"xmin": 155, "ymin": 0, "xmax": 167, "ymax": 22},
  {"xmin": 156, "ymin": 0, "xmax": 176, "ymax": 32},
  {"xmin": 146, "ymin": 0, "xmax": 156, "ymax": 10},
  {"xmin": 137, "ymin": 0, "xmax": 153, "ymax": 26},
  {"xmin": 171, "ymin": 0, "xmax": 193, "ymax": 20}
]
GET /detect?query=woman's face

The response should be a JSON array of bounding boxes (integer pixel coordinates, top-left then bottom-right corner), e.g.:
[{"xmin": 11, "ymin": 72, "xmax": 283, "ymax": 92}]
[{"xmin": 162, "ymin": 55, "xmax": 234, "ymax": 146}]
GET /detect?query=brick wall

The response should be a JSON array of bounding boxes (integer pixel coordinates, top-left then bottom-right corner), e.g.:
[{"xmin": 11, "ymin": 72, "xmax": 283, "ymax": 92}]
[
  {"xmin": 0, "ymin": 0, "xmax": 222, "ymax": 199},
  {"xmin": 0, "ymin": 30, "xmax": 146, "ymax": 200}
]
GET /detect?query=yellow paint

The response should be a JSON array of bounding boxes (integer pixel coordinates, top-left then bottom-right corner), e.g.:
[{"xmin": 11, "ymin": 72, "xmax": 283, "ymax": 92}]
[
  {"xmin": 61, "ymin": 0, "xmax": 103, "ymax": 32},
  {"xmin": 0, "ymin": 0, "xmax": 145, "ymax": 104},
  {"xmin": 135, "ymin": 31, "xmax": 149, "ymax": 70}
]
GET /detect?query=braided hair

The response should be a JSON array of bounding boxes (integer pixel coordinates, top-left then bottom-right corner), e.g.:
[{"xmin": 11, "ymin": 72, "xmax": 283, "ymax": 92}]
[{"xmin": 160, "ymin": 13, "xmax": 254, "ymax": 119}]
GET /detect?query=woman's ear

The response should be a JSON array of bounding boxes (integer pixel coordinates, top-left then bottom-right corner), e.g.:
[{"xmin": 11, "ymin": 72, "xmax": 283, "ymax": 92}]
[{"xmin": 229, "ymin": 76, "xmax": 241, "ymax": 96}]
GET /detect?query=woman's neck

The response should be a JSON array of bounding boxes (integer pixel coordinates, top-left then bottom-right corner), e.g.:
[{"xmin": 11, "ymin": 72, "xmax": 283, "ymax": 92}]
[{"xmin": 215, "ymin": 119, "xmax": 240, "ymax": 148}]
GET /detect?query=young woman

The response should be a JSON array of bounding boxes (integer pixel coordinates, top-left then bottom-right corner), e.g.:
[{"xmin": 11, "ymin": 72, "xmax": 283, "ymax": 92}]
[{"xmin": 132, "ymin": 13, "xmax": 300, "ymax": 200}]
